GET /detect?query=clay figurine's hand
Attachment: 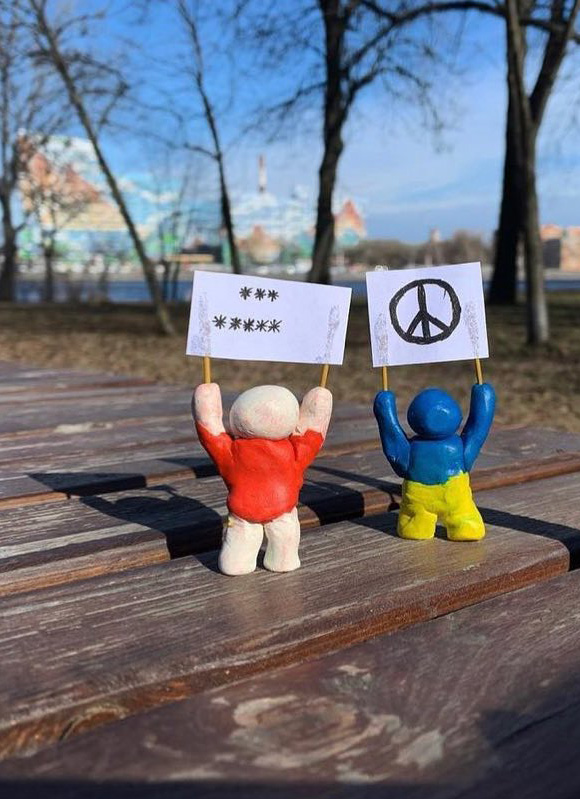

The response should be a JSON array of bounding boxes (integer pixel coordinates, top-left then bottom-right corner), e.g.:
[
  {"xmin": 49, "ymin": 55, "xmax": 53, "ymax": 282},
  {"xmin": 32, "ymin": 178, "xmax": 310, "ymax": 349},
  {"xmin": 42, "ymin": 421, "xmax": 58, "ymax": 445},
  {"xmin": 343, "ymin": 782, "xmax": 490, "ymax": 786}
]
[
  {"xmin": 296, "ymin": 387, "xmax": 333, "ymax": 439},
  {"xmin": 192, "ymin": 383, "xmax": 226, "ymax": 435}
]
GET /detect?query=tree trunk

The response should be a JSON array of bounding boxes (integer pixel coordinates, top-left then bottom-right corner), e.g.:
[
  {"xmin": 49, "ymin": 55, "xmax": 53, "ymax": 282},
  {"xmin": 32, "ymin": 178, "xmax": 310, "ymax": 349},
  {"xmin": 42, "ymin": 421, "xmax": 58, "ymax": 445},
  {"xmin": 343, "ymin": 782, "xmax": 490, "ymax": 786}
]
[
  {"xmin": 309, "ymin": 0, "xmax": 344, "ymax": 285},
  {"xmin": 171, "ymin": 262, "xmax": 181, "ymax": 301},
  {"xmin": 504, "ymin": 0, "xmax": 549, "ymax": 344},
  {"xmin": 161, "ymin": 257, "xmax": 171, "ymax": 302},
  {"xmin": 218, "ymin": 160, "xmax": 241, "ymax": 274},
  {"xmin": 0, "ymin": 197, "xmax": 18, "ymax": 301},
  {"xmin": 521, "ymin": 132, "xmax": 549, "ymax": 344},
  {"xmin": 178, "ymin": 2, "xmax": 241, "ymax": 276},
  {"xmin": 33, "ymin": 5, "xmax": 174, "ymax": 335},
  {"xmin": 488, "ymin": 81, "xmax": 524, "ymax": 305},
  {"xmin": 43, "ymin": 240, "xmax": 55, "ymax": 302},
  {"xmin": 310, "ymin": 135, "xmax": 343, "ymax": 284}
]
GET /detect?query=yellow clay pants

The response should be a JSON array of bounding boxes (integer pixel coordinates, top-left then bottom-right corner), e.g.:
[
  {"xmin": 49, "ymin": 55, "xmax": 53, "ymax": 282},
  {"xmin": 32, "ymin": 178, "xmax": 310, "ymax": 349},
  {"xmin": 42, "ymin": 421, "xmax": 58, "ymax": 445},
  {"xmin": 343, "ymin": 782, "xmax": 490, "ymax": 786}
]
[{"xmin": 398, "ymin": 472, "xmax": 485, "ymax": 541}]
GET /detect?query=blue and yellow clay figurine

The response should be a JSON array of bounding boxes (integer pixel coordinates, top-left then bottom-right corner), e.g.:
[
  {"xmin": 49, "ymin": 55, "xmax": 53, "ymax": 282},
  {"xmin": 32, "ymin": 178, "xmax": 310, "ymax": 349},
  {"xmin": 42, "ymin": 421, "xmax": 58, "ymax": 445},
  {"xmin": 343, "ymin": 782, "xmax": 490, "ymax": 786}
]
[{"xmin": 374, "ymin": 384, "xmax": 496, "ymax": 540}]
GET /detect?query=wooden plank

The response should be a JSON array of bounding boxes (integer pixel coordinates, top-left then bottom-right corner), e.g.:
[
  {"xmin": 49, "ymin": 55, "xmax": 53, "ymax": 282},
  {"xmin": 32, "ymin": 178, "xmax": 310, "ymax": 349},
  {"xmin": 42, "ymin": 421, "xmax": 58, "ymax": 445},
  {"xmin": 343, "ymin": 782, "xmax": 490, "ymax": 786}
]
[
  {"xmin": 0, "ymin": 401, "xmax": 373, "ymax": 470},
  {"xmin": 9, "ymin": 414, "xmax": 379, "ymax": 472},
  {"xmin": 0, "ymin": 457, "xmax": 402, "ymax": 595},
  {"xmin": 1, "ymin": 457, "xmax": 580, "ymax": 598},
  {"xmin": 0, "ymin": 364, "xmax": 154, "ymax": 394},
  {"xmin": 0, "ymin": 383, "xmax": 372, "ymax": 435},
  {"xmin": 0, "ymin": 383, "xmax": 167, "ymax": 405},
  {"xmin": 0, "ymin": 415, "xmax": 197, "ymax": 469},
  {"xmin": 3, "ymin": 570, "xmax": 579, "ymax": 798},
  {"xmin": 0, "ymin": 503, "xmax": 567, "ymax": 759},
  {"xmin": 0, "ymin": 386, "xmax": 196, "ymax": 435},
  {"xmin": 0, "ymin": 418, "xmax": 383, "ymax": 505},
  {"xmin": 2, "ymin": 421, "xmax": 579, "ymax": 507}
]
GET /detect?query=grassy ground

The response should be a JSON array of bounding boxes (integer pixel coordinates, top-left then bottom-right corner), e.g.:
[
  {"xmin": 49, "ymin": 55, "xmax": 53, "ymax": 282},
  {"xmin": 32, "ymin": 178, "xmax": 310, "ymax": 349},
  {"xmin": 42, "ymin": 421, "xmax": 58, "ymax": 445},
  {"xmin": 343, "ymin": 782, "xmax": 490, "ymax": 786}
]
[{"xmin": 1, "ymin": 295, "xmax": 579, "ymax": 431}]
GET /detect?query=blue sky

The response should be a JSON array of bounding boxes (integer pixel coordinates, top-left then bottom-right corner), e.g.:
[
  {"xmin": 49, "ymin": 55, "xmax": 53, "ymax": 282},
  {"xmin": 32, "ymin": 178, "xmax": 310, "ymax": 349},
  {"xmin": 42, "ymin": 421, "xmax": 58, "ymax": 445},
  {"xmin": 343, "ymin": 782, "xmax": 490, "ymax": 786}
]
[{"xmin": 97, "ymin": 3, "xmax": 580, "ymax": 245}]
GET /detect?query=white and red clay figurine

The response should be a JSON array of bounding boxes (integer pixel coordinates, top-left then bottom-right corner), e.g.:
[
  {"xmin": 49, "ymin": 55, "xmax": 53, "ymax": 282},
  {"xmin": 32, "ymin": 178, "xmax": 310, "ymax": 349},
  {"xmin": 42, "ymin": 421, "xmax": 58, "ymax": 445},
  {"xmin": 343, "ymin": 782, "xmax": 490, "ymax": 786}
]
[{"xmin": 193, "ymin": 383, "xmax": 332, "ymax": 575}]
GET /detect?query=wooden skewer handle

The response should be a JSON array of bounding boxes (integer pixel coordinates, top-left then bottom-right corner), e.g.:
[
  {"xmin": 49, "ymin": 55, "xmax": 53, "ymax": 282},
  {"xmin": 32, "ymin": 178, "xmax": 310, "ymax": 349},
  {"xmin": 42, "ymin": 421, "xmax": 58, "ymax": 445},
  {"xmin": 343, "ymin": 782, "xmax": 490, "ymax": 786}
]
[
  {"xmin": 474, "ymin": 358, "xmax": 483, "ymax": 385},
  {"xmin": 320, "ymin": 364, "xmax": 330, "ymax": 388},
  {"xmin": 381, "ymin": 365, "xmax": 389, "ymax": 391},
  {"xmin": 203, "ymin": 356, "xmax": 211, "ymax": 385}
]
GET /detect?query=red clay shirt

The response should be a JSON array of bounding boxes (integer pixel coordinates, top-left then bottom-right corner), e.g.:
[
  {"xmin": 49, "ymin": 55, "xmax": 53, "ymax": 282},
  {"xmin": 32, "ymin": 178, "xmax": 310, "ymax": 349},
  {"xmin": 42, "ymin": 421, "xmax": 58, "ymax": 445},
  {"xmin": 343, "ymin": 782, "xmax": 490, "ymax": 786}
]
[{"xmin": 196, "ymin": 424, "xmax": 324, "ymax": 523}]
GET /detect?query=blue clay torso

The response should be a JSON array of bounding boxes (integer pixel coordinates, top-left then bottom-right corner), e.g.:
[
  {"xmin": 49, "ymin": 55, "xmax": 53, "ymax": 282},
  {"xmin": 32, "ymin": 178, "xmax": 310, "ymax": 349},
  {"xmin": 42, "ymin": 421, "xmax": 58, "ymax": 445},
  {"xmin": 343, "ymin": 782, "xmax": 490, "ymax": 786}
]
[
  {"xmin": 406, "ymin": 435, "xmax": 466, "ymax": 484},
  {"xmin": 373, "ymin": 384, "xmax": 496, "ymax": 486}
]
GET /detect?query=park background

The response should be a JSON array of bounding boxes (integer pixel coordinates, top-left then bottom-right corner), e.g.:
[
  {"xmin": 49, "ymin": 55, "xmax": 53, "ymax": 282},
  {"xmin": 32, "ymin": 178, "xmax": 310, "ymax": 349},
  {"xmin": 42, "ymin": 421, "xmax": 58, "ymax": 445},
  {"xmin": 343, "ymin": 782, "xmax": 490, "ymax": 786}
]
[{"xmin": 0, "ymin": 0, "xmax": 579, "ymax": 430}]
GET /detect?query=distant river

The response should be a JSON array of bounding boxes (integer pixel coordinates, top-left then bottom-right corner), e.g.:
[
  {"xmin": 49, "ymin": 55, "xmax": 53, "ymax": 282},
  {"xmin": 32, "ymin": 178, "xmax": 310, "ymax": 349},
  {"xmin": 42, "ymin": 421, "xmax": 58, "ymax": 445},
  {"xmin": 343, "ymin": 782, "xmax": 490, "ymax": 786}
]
[{"xmin": 15, "ymin": 276, "xmax": 580, "ymax": 303}]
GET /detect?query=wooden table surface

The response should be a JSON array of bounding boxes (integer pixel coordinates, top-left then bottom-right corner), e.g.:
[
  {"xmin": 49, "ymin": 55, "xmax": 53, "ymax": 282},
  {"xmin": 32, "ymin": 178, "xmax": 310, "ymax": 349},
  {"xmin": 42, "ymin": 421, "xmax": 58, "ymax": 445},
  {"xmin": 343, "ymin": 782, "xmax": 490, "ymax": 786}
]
[{"xmin": 0, "ymin": 361, "xmax": 579, "ymax": 796}]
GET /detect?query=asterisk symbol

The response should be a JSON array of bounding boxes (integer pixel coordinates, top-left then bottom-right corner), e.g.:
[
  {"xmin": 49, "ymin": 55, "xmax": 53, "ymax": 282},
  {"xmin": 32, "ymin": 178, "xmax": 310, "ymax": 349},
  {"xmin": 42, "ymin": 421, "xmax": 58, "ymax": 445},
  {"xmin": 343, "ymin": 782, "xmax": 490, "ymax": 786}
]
[
  {"xmin": 267, "ymin": 289, "xmax": 279, "ymax": 302},
  {"xmin": 268, "ymin": 319, "xmax": 281, "ymax": 333},
  {"xmin": 240, "ymin": 286, "xmax": 252, "ymax": 300},
  {"xmin": 229, "ymin": 316, "xmax": 242, "ymax": 330},
  {"xmin": 256, "ymin": 319, "xmax": 268, "ymax": 331},
  {"xmin": 255, "ymin": 288, "xmax": 266, "ymax": 300},
  {"xmin": 243, "ymin": 318, "xmax": 255, "ymax": 332},
  {"xmin": 212, "ymin": 314, "xmax": 227, "ymax": 329}
]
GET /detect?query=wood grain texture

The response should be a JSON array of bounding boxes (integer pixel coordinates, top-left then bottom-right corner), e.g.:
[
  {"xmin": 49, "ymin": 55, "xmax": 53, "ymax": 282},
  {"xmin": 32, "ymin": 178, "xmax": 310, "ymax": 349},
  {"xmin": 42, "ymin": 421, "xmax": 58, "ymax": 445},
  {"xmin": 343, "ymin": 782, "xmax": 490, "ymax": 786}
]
[
  {"xmin": 2, "ymin": 451, "xmax": 580, "ymax": 597},
  {"xmin": 0, "ymin": 453, "xmax": 402, "ymax": 595},
  {"xmin": 0, "ymin": 415, "xmax": 382, "ymax": 505},
  {"xmin": 0, "ymin": 363, "xmax": 154, "ymax": 394},
  {"xmin": 0, "ymin": 386, "xmax": 195, "ymax": 435},
  {"xmin": 0, "ymin": 509, "xmax": 567, "ymax": 759},
  {"xmin": 3, "ymin": 570, "xmax": 580, "ymax": 798},
  {"xmin": 2, "ymin": 421, "xmax": 580, "ymax": 508}
]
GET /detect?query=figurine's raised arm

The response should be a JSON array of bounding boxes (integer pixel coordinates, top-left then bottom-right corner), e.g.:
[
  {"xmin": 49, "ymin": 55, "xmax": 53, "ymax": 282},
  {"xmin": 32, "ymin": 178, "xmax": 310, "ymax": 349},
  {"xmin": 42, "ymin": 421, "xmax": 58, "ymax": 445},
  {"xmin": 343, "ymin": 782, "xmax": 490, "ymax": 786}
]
[
  {"xmin": 192, "ymin": 382, "xmax": 233, "ymax": 472},
  {"xmin": 461, "ymin": 382, "xmax": 496, "ymax": 471},
  {"xmin": 292, "ymin": 387, "xmax": 333, "ymax": 468},
  {"xmin": 373, "ymin": 390, "xmax": 411, "ymax": 478},
  {"xmin": 296, "ymin": 387, "xmax": 333, "ymax": 437},
  {"xmin": 193, "ymin": 382, "xmax": 226, "ymax": 434}
]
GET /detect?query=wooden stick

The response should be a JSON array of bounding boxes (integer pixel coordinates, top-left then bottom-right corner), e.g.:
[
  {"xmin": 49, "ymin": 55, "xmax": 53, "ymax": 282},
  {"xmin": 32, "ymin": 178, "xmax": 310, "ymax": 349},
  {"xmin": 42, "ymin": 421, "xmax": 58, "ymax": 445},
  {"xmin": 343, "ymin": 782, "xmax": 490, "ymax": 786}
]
[
  {"xmin": 202, "ymin": 356, "xmax": 211, "ymax": 384},
  {"xmin": 319, "ymin": 363, "xmax": 330, "ymax": 388},
  {"xmin": 474, "ymin": 358, "xmax": 483, "ymax": 385},
  {"xmin": 381, "ymin": 365, "xmax": 389, "ymax": 391}
]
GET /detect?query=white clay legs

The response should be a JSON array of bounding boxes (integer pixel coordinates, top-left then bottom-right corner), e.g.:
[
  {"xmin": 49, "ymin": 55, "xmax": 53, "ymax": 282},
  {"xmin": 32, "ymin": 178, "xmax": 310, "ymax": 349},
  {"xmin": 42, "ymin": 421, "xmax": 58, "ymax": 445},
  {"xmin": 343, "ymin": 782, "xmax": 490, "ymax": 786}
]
[
  {"xmin": 218, "ymin": 515, "xmax": 263, "ymax": 576},
  {"xmin": 218, "ymin": 508, "xmax": 301, "ymax": 576},
  {"xmin": 263, "ymin": 508, "xmax": 301, "ymax": 573}
]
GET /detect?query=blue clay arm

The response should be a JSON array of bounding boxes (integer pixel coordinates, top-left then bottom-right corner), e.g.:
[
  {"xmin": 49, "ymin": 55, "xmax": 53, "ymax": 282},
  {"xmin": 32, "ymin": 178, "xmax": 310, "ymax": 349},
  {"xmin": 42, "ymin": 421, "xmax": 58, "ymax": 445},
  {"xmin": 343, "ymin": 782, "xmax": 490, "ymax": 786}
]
[
  {"xmin": 461, "ymin": 383, "xmax": 496, "ymax": 472},
  {"xmin": 373, "ymin": 391, "xmax": 411, "ymax": 478}
]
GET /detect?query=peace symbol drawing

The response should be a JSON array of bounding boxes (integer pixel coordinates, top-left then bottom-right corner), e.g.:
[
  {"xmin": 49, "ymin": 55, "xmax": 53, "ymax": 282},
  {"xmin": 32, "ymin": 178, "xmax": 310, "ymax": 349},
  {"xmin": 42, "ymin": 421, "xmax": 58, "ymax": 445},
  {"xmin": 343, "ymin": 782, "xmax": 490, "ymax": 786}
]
[{"xmin": 389, "ymin": 279, "xmax": 462, "ymax": 345}]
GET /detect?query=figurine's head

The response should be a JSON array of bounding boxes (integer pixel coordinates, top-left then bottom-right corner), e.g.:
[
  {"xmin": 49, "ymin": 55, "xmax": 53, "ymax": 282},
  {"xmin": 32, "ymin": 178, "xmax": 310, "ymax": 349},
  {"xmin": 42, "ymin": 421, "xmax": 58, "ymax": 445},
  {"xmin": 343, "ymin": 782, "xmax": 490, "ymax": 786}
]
[
  {"xmin": 407, "ymin": 388, "xmax": 462, "ymax": 439},
  {"xmin": 230, "ymin": 385, "xmax": 299, "ymax": 439}
]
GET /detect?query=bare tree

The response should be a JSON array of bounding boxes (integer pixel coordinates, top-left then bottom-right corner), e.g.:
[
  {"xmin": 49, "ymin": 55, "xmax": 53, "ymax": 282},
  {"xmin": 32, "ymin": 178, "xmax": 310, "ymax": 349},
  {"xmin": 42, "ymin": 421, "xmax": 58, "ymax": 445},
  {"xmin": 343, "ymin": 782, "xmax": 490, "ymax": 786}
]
[
  {"xmin": 235, "ymin": 1, "xmax": 458, "ymax": 284},
  {"xmin": 365, "ymin": 0, "xmax": 580, "ymax": 344},
  {"xmin": 489, "ymin": 0, "xmax": 580, "ymax": 344},
  {"xmin": 19, "ymin": 134, "xmax": 93, "ymax": 301},
  {"xmin": 21, "ymin": 0, "xmax": 175, "ymax": 334},
  {"xmin": 0, "ymin": 7, "xmax": 59, "ymax": 301},
  {"xmin": 147, "ymin": 147, "xmax": 205, "ymax": 301},
  {"xmin": 177, "ymin": 0, "xmax": 241, "ymax": 274}
]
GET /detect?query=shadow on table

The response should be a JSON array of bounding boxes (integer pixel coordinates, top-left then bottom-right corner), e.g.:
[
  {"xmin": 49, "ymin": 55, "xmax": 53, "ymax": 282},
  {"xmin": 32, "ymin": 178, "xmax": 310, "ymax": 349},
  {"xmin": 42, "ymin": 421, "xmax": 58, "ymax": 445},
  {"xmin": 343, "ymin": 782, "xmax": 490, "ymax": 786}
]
[
  {"xmin": 309, "ymin": 464, "xmax": 580, "ymax": 557},
  {"xmin": 28, "ymin": 457, "xmax": 216, "ymax": 498},
  {"xmin": 158, "ymin": 455, "xmax": 217, "ymax": 478},
  {"xmin": 309, "ymin": 463, "xmax": 399, "ymax": 493},
  {"xmin": 80, "ymin": 486, "xmax": 224, "ymax": 561},
  {"xmin": 28, "ymin": 472, "xmax": 224, "ymax": 563},
  {"xmin": 29, "ymin": 470, "xmax": 151, "ymax": 497},
  {"xmin": 480, "ymin": 506, "xmax": 580, "ymax": 565}
]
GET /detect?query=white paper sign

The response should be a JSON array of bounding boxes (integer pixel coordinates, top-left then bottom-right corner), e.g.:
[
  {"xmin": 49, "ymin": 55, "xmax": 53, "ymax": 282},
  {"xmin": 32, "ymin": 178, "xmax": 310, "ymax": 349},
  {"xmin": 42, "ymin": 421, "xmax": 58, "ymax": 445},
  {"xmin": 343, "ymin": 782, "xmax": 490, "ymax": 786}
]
[
  {"xmin": 366, "ymin": 262, "xmax": 489, "ymax": 367},
  {"xmin": 186, "ymin": 272, "xmax": 352, "ymax": 365}
]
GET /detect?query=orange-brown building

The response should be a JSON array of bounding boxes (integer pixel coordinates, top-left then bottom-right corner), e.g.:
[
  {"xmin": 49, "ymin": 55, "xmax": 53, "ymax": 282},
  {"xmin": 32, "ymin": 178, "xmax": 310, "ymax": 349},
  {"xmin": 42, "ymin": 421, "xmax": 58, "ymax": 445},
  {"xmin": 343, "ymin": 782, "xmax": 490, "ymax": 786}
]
[
  {"xmin": 19, "ymin": 144, "xmax": 125, "ymax": 233},
  {"xmin": 541, "ymin": 224, "xmax": 580, "ymax": 272},
  {"xmin": 335, "ymin": 199, "xmax": 366, "ymax": 245}
]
